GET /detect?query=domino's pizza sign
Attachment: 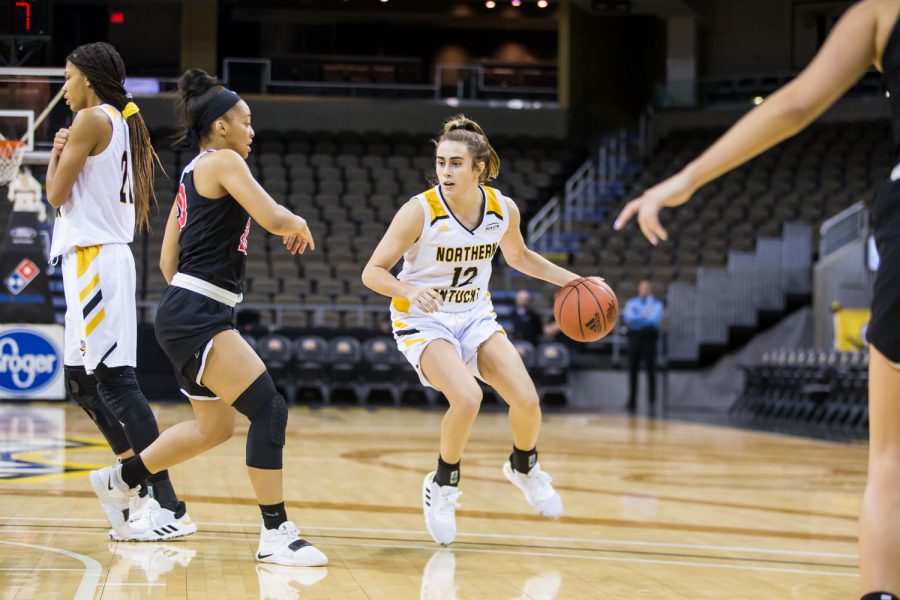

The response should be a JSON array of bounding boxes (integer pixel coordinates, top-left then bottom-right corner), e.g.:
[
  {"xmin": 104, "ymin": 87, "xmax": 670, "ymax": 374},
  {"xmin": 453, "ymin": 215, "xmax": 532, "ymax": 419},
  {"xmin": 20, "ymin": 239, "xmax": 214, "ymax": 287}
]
[
  {"xmin": 4, "ymin": 258, "xmax": 40, "ymax": 295},
  {"xmin": 0, "ymin": 325, "xmax": 65, "ymax": 400}
]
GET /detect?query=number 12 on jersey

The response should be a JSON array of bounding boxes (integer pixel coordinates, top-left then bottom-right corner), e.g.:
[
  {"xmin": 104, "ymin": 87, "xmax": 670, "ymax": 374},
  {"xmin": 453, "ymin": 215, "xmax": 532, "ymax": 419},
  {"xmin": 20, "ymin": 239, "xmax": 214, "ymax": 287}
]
[{"xmin": 451, "ymin": 266, "xmax": 477, "ymax": 288}]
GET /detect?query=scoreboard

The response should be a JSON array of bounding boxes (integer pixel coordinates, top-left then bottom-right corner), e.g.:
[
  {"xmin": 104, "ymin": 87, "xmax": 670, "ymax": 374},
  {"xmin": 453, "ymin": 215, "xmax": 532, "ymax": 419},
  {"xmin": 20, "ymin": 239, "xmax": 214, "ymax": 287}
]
[{"xmin": 0, "ymin": 1, "xmax": 48, "ymax": 37}]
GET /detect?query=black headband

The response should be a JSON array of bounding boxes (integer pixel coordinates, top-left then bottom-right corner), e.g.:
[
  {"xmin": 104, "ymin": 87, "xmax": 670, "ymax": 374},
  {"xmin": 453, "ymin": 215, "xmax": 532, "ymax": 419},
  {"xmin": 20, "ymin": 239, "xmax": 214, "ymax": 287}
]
[
  {"xmin": 176, "ymin": 88, "xmax": 241, "ymax": 151},
  {"xmin": 195, "ymin": 88, "xmax": 241, "ymax": 133}
]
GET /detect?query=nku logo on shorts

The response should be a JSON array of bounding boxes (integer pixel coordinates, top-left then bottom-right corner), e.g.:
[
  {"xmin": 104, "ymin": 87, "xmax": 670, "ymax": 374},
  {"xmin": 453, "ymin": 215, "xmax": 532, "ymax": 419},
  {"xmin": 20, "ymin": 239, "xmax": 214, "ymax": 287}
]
[{"xmin": 0, "ymin": 329, "xmax": 61, "ymax": 395}]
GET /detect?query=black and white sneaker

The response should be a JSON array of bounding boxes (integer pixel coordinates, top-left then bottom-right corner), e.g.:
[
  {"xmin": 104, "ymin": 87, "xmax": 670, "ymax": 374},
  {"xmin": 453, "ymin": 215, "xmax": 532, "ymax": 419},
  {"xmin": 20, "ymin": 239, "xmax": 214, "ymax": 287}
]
[
  {"xmin": 422, "ymin": 471, "xmax": 462, "ymax": 545},
  {"xmin": 256, "ymin": 521, "xmax": 327, "ymax": 567}
]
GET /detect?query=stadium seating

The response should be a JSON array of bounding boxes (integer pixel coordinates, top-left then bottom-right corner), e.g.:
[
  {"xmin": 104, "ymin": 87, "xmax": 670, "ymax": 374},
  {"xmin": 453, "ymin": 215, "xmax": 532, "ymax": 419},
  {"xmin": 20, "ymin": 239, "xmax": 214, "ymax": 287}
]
[
  {"xmin": 135, "ymin": 128, "xmax": 581, "ymax": 329},
  {"xmin": 583, "ymin": 120, "xmax": 892, "ymax": 301},
  {"xmin": 731, "ymin": 348, "xmax": 868, "ymax": 439}
]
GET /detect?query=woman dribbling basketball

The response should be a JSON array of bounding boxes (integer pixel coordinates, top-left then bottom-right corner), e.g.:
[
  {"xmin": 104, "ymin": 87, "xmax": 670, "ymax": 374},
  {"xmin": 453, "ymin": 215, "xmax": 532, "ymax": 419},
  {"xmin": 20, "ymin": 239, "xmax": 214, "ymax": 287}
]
[{"xmin": 362, "ymin": 114, "xmax": 602, "ymax": 545}]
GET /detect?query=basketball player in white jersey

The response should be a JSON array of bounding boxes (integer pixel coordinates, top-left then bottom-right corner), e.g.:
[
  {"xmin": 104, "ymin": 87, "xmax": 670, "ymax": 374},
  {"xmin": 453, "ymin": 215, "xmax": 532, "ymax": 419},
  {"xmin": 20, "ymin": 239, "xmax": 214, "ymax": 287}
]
[
  {"xmin": 614, "ymin": 2, "xmax": 900, "ymax": 597},
  {"xmin": 363, "ymin": 115, "xmax": 601, "ymax": 545},
  {"xmin": 45, "ymin": 42, "xmax": 194, "ymax": 542}
]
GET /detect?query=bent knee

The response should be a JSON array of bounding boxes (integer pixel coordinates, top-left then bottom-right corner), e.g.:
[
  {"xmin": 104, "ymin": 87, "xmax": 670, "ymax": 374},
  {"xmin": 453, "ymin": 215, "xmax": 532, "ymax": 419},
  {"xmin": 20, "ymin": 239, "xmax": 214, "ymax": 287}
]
[
  {"xmin": 449, "ymin": 387, "xmax": 483, "ymax": 416},
  {"xmin": 514, "ymin": 390, "xmax": 541, "ymax": 413}
]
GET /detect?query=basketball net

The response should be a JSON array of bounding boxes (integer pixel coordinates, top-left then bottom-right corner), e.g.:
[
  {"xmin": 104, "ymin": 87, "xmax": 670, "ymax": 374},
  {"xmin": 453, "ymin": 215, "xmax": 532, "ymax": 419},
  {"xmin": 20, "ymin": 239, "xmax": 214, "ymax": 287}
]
[
  {"xmin": 0, "ymin": 84, "xmax": 65, "ymax": 186},
  {"xmin": 0, "ymin": 139, "xmax": 26, "ymax": 186}
]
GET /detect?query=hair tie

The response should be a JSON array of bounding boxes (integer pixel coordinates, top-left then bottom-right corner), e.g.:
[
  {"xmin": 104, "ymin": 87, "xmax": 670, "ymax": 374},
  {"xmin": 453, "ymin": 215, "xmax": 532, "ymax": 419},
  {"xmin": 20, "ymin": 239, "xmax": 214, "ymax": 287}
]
[
  {"xmin": 122, "ymin": 102, "xmax": 140, "ymax": 119},
  {"xmin": 125, "ymin": 92, "xmax": 133, "ymax": 100}
]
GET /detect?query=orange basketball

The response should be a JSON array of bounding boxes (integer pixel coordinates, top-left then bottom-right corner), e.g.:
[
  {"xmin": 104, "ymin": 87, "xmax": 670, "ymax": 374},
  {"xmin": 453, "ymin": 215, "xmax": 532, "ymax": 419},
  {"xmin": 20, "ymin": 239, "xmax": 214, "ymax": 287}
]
[{"xmin": 553, "ymin": 277, "xmax": 619, "ymax": 342}]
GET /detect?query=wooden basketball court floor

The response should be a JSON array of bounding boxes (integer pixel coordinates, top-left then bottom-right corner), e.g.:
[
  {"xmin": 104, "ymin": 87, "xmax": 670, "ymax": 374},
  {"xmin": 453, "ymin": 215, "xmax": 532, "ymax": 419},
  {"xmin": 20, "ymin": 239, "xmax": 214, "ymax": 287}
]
[{"xmin": 0, "ymin": 403, "xmax": 863, "ymax": 599}]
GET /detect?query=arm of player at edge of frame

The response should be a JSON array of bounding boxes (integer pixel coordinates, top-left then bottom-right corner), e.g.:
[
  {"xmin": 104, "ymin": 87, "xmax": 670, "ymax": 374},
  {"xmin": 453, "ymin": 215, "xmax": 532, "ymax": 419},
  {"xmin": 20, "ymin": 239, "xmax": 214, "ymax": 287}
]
[{"xmin": 611, "ymin": 0, "xmax": 880, "ymax": 245}]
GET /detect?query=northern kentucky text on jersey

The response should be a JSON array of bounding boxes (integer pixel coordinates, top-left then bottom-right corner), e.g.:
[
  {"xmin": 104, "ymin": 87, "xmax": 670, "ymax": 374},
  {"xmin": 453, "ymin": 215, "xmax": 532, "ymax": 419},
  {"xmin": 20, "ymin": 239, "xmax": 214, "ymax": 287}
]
[
  {"xmin": 434, "ymin": 243, "xmax": 499, "ymax": 263},
  {"xmin": 437, "ymin": 288, "xmax": 482, "ymax": 303}
]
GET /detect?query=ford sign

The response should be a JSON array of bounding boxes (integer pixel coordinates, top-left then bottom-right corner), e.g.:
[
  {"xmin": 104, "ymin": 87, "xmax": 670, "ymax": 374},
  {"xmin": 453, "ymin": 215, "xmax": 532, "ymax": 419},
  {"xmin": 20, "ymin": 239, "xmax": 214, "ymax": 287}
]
[{"xmin": 0, "ymin": 329, "xmax": 61, "ymax": 395}]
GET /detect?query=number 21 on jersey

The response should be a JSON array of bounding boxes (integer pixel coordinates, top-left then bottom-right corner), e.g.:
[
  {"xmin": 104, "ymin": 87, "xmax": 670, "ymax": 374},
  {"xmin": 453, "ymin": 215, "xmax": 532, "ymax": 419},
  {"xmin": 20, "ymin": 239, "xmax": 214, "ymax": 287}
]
[{"xmin": 118, "ymin": 151, "xmax": 133, "ymax": 204}]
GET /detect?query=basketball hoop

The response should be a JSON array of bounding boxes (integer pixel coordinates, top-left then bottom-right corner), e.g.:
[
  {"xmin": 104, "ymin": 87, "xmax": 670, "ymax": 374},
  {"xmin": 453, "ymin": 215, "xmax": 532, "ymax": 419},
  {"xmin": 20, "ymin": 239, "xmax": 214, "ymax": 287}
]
[{"xmin": 0, "ymin": 140, "xmax": 26, "ymax": 186}]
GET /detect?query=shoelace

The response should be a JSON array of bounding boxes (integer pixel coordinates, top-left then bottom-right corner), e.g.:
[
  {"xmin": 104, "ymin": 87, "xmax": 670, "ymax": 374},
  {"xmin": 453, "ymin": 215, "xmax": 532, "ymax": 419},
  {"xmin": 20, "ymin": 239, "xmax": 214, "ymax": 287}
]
[
  {"xmin": 436, "ymin": 487, "xmax": 462, "ymax": 517},
  {"xmin": 278, "ymin": 522, "xmax": 301, "ymax": 541},
  {"xmin": 129, "ymin": 495, "xmax": 153, "ymax": 523},
  {"xmin": 524, "ymin": 467, "xmax": 554, "ymax": 496}
]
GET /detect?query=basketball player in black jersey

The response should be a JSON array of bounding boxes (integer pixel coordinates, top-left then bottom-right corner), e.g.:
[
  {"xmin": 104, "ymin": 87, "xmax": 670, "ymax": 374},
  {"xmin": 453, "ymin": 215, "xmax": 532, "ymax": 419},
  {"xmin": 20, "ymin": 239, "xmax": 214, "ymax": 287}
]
[
  {"xmin": 615, "ymin": 1, "xmax": 900, "ymax": 597},
  {"xmin": 89, "ymin": 68, "xmax": 326, "ymax": 567}
]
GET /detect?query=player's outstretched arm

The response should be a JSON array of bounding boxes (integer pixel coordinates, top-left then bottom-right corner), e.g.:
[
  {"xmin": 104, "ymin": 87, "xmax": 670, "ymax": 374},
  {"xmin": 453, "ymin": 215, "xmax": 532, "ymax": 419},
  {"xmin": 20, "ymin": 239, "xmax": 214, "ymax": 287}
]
[
  {"xmin": 362, "ymin": 199, "xmax": 443, "ymax": 313},
  {"xmin": 614, "ymin": 0, "xmax": 881, "ymax": 245},
  {"xmin": 499, "ymin": 197, "xmax": 586, "ymax": 287},
  {"xmin": 210, "ymin": 149, "xmax": 314, "ymax": 253}
]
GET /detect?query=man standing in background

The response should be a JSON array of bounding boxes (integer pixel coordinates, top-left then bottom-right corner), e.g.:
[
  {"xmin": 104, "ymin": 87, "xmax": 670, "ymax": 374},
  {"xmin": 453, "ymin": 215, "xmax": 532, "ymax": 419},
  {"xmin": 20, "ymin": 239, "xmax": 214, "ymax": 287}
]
[
  {"xmin": 623, "ymin": 280, "xmax": 664, "ymax": 413},
  {"xmin": 511, "ymin": 289, "xmax": 544, "ymax": 346}
]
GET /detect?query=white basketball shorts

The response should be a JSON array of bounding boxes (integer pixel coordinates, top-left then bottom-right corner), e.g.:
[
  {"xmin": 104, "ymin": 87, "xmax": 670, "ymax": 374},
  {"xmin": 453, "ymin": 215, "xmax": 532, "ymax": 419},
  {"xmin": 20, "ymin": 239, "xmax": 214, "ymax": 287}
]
[
  {"xmin": 390, "ymin": 297, "xmax": 505, "ymax": 389},
  {"xmin": 62, "ymin": 243, "xmax": 137, "ymax": 373}
]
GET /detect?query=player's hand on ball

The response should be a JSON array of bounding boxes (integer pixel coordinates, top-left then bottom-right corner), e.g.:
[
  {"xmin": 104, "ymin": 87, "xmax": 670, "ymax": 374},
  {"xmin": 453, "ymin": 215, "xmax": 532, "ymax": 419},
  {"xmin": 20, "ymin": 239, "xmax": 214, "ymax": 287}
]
[
  {"xmin": 53, "ymin": 128, "xmax": 69, "ymax": 156},
  {"xmin": 283, "ymin": 217, "xmax": 315, "ymax": 255},
  {"xmin": 407, "ymin": 287, "xmax": 443, "ymax": 313}
]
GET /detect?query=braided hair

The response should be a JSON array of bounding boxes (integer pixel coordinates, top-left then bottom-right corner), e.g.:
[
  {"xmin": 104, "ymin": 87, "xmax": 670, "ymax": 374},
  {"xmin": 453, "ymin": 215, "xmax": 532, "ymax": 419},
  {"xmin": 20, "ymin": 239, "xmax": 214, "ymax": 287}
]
[{"xmin": 66, "ymin": 42, "xmax": 157, "ymax": 233}]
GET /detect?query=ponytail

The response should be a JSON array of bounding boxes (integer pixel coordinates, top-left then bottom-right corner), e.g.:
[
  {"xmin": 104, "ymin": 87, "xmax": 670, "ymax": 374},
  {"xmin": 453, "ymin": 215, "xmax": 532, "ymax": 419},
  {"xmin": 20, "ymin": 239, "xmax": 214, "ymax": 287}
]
[{"xmin": 435, "ymin": 114, "xmax": 501, "ymax": 182}]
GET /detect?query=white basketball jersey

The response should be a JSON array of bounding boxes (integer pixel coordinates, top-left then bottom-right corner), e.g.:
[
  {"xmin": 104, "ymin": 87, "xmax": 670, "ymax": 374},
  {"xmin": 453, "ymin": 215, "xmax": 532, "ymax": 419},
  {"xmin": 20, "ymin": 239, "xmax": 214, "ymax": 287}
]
[
  {"xmin": 394, "ymin": 185, "xmax": 509, "ymax": 313},
  {"xmin": 50, "ymin": 104, "xmax": 134, "ymax": 257}
]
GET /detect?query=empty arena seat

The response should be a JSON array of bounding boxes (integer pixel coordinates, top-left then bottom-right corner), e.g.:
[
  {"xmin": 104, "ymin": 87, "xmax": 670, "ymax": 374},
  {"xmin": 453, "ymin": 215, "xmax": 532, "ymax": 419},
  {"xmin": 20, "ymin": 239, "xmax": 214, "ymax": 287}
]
[
  {"xmin": 361, "ymin": 336, "xmax": 401, "ymax": 404},
  {"xmin": 292, "ymin": 335, "xmax": 330, "ymax": 403},
  {"xmin": 534, "ymin": 342, "xmax": 571, "ymax": 405},
  {"xmin": 731, "ymin": 348, "xmax": 868, "ymax": 439},
  {"xmin": 257, "ymin": 333, "xmax": 296, "ymax": 401},
  {"xmin": 327, "ymin": 336, "xmax": 364, "ymax": 403}
]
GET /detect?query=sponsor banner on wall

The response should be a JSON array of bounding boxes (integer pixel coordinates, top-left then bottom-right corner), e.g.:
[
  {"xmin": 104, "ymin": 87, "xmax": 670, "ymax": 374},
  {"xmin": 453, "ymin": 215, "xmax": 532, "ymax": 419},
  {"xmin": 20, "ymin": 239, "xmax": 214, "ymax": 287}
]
[{"xmin": 0, "ymin": 324, "xmax": 65, "ymax": 400}]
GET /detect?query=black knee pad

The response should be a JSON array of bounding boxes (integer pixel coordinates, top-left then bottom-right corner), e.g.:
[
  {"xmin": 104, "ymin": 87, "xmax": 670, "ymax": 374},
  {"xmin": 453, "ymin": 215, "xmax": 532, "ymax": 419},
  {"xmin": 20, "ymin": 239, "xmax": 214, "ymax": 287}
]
[
  {"xmin": 93, "ymin": 364, "xmax": 162, "ymax": 458},
  {"xmin": 65, "ymin": 366, "xmax": 130, "ymax": 455},
  {"xmin": 232, "ymin": 372, "xmax": 287, "ymax": 469}
]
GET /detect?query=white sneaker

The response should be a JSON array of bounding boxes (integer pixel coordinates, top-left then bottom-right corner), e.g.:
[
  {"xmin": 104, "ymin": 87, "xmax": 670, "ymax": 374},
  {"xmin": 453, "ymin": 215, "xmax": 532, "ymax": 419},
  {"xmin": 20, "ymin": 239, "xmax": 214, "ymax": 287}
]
[
  {"xmin": 422, "ymin": 472, "xmax": 462, "ymax": 546},
  {"xmin": 110, "ymin": 498, "xmax": 197, "ymax": 542},
  {"xmin": 107, "ymin": 491, "xmax": 149, "ymax": 540},
  {"xmin": 420, "ymin": 550, "xmax": 458, "ymax": 600},
  {"xmin": 256, "ymin": 521, "xmax": 328, "ymax": 567},
  {"xmin": 90, "ymin": 463, "xmax": 139, "ymax": 540},
  {"xmin": 256, "ymin": 563, "xmax": 329, "ymax": 600},
  {"xmin": 107, "ymin": 541, "xmax": 196, "ymax": 583},
  {"xmin": 502, "ymin": 461, "xmax": 563, "ymax": 518}
]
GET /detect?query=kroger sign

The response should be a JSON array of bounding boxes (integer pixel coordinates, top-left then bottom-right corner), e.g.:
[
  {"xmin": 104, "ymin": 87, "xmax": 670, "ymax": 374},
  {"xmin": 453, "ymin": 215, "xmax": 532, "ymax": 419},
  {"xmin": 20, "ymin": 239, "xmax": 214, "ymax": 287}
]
[{"xmin": 0, "ymin": 327, "xmax": 63, "ymax": 398}]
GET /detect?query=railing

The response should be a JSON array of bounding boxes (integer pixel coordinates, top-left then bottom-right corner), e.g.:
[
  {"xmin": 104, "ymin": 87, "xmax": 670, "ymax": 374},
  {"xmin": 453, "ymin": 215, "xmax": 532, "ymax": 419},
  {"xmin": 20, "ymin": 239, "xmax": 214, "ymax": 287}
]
[
  {"xmin": 525, "ymin": 194, "xmax": 562, "ymax": 250},
  {"xmin": 656, "ymin": 69, "xmax": 883, "ymax": 109},
  {"xmin": 819, "ymin": 201, "xmax": 868, "ymax": 258},
  {"xmin": 222, "ymin": 58, "xmax": 557, "ymax": 102},
  {"xmin": 137, "ymin": 301, "xmax": 387, "ymax": 329},
  {"xmin": 527, "ymin": 126, "xmax": 642, "ymax": 251}
]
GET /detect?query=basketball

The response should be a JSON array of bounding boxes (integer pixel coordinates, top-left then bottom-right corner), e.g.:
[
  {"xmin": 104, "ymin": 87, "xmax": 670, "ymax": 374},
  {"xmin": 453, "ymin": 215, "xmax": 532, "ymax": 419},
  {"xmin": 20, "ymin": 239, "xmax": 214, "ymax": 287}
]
[{"xmin": 553, "ymin": 277, "xmax": 619, "ymax": 342}]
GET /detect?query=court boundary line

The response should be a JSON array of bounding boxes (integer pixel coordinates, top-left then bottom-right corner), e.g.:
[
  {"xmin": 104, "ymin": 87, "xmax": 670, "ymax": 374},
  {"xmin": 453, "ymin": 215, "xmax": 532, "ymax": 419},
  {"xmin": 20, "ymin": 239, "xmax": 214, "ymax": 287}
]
[
  {"xmin": 0, "ymin": 526, "xmax": 856, "ymax": 579},
  {"xmin": 0, "ymin": 540, "xmax": 101, "ymax": 600},
  {"xmin": 0, "ymin": 515, "xmax": 858, "ymax": 559}
]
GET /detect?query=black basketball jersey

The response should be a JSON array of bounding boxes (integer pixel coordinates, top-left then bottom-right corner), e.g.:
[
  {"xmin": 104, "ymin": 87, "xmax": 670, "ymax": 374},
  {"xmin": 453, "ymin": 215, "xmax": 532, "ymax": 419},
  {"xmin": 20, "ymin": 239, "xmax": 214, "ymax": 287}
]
[
  {"xmin": 886, "ymin": 11, "xmax": 900, "ymax": 159},
  {"xmin": 175, "ymin": 150, "xmax": 251, "ymax": 294}
]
